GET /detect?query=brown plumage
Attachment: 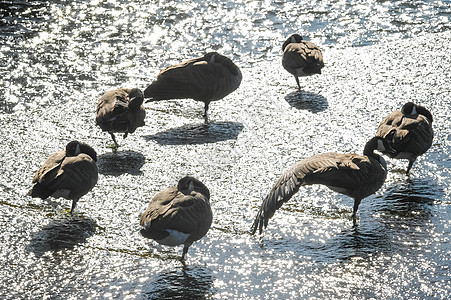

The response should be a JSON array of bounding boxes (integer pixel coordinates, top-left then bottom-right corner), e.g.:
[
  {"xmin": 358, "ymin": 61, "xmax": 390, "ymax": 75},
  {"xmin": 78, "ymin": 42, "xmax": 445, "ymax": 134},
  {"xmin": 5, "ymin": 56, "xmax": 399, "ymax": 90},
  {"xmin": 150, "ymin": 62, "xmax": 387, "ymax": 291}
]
[
  {"xmin": 96, "ymin": 88, "xmax": 146, "ymax": 148},
  {"xmin": 139, "ymin": 176, "xmax": 212, "ymax": 260},
  {"xmin": 143, "ymin": 52, "xmax": 242, "ymax": 122},
  {"xmin": 376, "ymin": 102, "xmax": 433, "ymax": 175},
  {"xmin": 251, "ymin": 137, "xmax": 395, "ymax": 234},
  {"xmin": 282, "ymin": 34, "xmax": 324, "ymax": 90},
  {"xmin": 29, "ymin": 141, "xmax": 98, "ymax": 214}
]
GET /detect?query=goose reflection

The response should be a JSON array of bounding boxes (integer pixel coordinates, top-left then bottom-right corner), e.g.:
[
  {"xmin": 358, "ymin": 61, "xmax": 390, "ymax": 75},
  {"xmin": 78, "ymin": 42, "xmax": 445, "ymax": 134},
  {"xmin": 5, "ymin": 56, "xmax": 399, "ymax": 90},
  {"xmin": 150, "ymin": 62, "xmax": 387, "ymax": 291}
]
[
  {"xmin": 26, "ymin": 216, "xmax": 97, "ymax": 257},
  {"xmin": 144, "ymin": 121, "xmax": 243, "ymax": 145},
  {"xmin": 284, "ymin": 91, "xmax": 328, "ymax": 113},
  {"xmin": 377, "ymin": 178, "xmax": 439, "ymax": 220},
  {"xmin": 141, "ymin": 266, "xmax": 213, "ymax": 299},
  {"xmin": 97, "ymin": 151, "xmax": 145, "ymax": 176}
]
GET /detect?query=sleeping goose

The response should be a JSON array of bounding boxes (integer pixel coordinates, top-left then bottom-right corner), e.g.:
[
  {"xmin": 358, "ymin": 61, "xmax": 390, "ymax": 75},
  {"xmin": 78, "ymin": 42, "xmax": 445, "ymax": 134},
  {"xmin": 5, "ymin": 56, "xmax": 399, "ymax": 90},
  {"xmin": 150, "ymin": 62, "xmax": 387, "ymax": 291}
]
[
  {"xmin": 251, "ymin": 136, "xmax": 395, "ymax": 234},
  {"xmin": 143, "ymin": 52, "xmax": 242, "ymax": 122},
  {"xmin": 282, "ymin": 34, "xmax": 324, "ymax": 90},
  {"xmin": 29, "ymin": 141, "xmax": 98, "ymax": 214},
  {"xmin": 376, "ymin": 102, "xmax": 433, "ymax": 175},
  {"xmin": 96, "ymin": 88, "xmax": 146, "ymax": 149},
  {"xmin": 139, "ymin": 176, "xmax": 212, "ymax": 260}
]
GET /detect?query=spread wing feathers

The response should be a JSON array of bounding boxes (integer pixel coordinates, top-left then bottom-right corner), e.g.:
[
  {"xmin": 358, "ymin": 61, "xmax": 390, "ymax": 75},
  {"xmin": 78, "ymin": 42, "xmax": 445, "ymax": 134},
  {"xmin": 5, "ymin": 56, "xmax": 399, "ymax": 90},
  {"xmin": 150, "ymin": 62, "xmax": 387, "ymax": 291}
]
[
  {"xmin": 144, "ymin": 58, "xmax": 233, "ymax": 101},
  {"xmin": 377, "ymin": 111, "xmax": 433, "ymax": 156},
  {"xmin": 31, "ymin": 154, "xmax": 98, "ymax": 200},
  {"xmin": 283, "ymin": 41, "xmax": 324, "ymax": 74},
  {"xmin": 251, "ymin": 152, "xmax": 377, "ymax": 234},
  {"xmin": 96, "ymin": 89, "xmax": 130, "ymax": 133},
  {"xmin": 140, "ymin": 188, "xmax": 212, "ymax": 242}
]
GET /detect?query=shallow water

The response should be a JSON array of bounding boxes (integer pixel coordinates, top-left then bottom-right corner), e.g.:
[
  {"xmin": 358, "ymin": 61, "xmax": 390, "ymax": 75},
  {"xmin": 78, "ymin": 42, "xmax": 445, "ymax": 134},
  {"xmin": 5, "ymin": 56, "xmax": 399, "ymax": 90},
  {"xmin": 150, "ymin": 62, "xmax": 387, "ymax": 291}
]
[{"xmin": 1, "ymin": 0, "xmax": 451, "ymax": 299}]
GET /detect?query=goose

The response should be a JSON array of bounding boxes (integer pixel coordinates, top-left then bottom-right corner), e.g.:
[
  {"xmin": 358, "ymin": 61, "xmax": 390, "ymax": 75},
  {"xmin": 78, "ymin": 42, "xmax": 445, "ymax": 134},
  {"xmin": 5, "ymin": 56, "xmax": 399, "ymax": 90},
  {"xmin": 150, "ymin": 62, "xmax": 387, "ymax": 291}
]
[
  {"xmin": 250, "ymin": 136, "xmax": 395, "ymax": 234},
  {"xmin": 139, "ymin": 176, "xmax": 212, "ymax": 260},
  {"xmin": 143, "ymin": 52, "xmax": 242, "ymax": 122},
  {"xmin": 282, "ymin": 34, "xmax": 324, "ymax": 90},
  {"xmin": 96, "ymin": 88, "xmax": 146, "ymax": 149},
  {"xmin": 376, "ymin": 102, "xmax": 433, "ymax": 175},
  {"xmin": 29, "ymin": 141, "xmax": 98, "ymax": 214}
]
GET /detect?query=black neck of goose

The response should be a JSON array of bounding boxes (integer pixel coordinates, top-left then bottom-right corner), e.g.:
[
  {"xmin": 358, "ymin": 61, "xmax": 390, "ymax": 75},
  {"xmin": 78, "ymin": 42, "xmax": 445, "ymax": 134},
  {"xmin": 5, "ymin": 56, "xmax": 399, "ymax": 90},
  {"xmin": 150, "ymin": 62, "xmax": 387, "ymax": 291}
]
[{"xmin": 363, "ymin": 138, "xmax": 381, "ymax": 160}]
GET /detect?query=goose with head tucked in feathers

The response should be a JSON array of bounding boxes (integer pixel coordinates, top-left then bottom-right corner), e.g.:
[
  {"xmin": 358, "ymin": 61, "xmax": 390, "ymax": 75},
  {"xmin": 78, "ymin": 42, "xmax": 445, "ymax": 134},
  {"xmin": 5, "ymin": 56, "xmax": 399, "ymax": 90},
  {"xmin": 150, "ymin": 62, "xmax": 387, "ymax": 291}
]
[
  {"xmin": 282, "ymin": 34, "xmax": 324, "ymax": 90},
  {"xmin": 143, "ymin": 52, "xmax": 242, "ymax": 122},
  {"xmin": 250, "ymin": 136, "xmax": 395, "ymax": 234},
  {"xmin": 29, "ymin": 141, "xmax": 98, "ymax": 214},
  {"xmin": 376, "ymin": 102, "xmax": 433, "ymax": 175},
  {"xmin": 139, "ymin": 176, "xmax": 212, "ymax": 260},
  {"xmin": 96, "ymin": 88, "xmax": 146, "ymax": 149}
]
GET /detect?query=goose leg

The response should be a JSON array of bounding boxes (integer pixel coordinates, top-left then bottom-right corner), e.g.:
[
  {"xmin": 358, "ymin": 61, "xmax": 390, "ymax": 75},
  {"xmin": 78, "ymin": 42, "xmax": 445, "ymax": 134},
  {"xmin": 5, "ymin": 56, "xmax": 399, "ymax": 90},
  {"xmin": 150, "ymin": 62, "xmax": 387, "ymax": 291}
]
[
  {"xmin": 203, "ymin": 102, "xmax": 210, "ymax": 123},
  {"xmin": 406, "ymin": 158, "xmax": 416, "ymax": 175},
  {"xmin": 294, "ymin": 76, "xmax": 301, "ymax": 90},
  {"xmin": 110, "ymin": 132, "xmax": 119, "ymax": 149},
  {"xmin": 351, "ymin": 198, "xmax": 362, "ymax": 224},
  {"xmin": 70, "ymin": 199, "xmax": 78, "ymax": 215},
  {"xmin": 181, "ymin": 242, "xmax": 193, "ymax": 261}
]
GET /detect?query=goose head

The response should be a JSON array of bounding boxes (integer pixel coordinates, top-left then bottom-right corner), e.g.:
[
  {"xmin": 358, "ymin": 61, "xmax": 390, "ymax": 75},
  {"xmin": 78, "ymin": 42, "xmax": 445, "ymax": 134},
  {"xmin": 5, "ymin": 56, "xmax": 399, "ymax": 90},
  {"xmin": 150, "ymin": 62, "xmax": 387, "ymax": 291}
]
[
  {"xmin": 128, "ymin": 88, "xmax": 144, "ymax": 110},
  {"xmin": 402, "ymin": 102, "xmax": 433, "ymax": 123},
  {"xmin": 282, "ymin": 34, "xmax": 303, "ymax": 51},
  {"xmin": 364, "ymin": 136, "xmax": 396, "ymax": 157},
  {"xmin": 65, "ymin": 141, "xmax": 98, "ymax": 162},
  {"xmin": 178, "ymin": 176, "xmax": 210, "ymax": 200}
]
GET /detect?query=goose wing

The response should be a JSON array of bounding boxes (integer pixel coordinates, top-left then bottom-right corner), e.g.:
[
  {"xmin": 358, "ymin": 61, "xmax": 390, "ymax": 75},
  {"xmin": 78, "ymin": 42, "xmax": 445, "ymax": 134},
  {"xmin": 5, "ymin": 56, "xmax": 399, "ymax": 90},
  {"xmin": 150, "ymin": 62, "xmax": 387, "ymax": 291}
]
[
  {"xmin": 46, "ymin": 154, "xmax": 98, "ymax": 199},
  {"xmin": 96, "ymin": 89, "xmax": 129, "ymax": 132},
  {"xmin": 282, "ymin": 41, "xmax": 324, "ymax": 74},
  {"xmin": 251, "ymin": 152, "xmax": 368, "ymax": 234},
  {"xmin": 140, "ymin": 188, "xmax": 212, "ymax": 242},
  {"xmin": 377, "ymin": 112, "xmax": 433, "ymax": 155},
  {"xmin": 32, "ymin": 151, "xmax": 66, "ymax": 184},
  {"xmin": 144, "ymin": 56, "xmax": 233, "ymax": 101}
]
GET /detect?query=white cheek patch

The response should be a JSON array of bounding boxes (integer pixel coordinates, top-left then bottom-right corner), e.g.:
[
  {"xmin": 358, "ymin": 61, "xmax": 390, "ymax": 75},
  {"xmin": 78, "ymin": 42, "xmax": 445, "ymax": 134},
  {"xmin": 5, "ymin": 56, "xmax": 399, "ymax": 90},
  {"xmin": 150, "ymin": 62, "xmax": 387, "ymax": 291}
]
[{"xmin": 411, "ymin": 105, "xmax": 417, "ymax": 115}]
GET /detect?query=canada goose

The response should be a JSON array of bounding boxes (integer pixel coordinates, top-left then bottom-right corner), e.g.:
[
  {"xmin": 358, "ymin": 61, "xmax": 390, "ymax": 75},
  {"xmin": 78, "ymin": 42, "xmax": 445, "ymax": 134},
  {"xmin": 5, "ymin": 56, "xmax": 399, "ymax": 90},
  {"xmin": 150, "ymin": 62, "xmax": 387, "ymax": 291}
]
[
  {"xmin": 143, "ymin": 52, "xmax": 242, "ymax": 122},
  {"xmin": 282, "ymin": 34, "xmax": 324, "ymax": 90},
  {"xmin": 139, "ymin": 176, "xmax": 212, "ymax": 260},
  {"xmin": 376, "ymin": 102, "xmax": 434, "ymax": 175},
  {"xmin": 96, "ymin": 88, "xmax": 146, "ymax": 149},
  {"xmin": 250, "ymin": 137, "xmax": 395, "ymax": 234},
  {"xmin": 29, "ymin": 141, "xmax": 98, "ymax": 214}
]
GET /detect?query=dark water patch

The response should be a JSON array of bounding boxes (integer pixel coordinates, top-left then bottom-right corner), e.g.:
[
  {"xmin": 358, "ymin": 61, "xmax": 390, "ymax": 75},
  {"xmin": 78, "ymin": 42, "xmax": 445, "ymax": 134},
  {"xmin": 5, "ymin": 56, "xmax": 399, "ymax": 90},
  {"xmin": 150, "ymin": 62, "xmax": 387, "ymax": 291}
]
[
  {"xmin": 377, "ymin": 178, "xmax": 441, "ymax": 220},
  {"xmin": 26, "ymin": 216, "xmax": 97, "ymax": 257},
  {"xmin": 0, "ymin": 0, "xmax": 47, "ymax": 38},
  {"xmin": 284, "ymin": 91, "xmax": 328, "ymax": 113},
  {"xmin": 98, "ymin": 151, "xmax": 146, "ymax": 176},
  {"xmin": 141, "ymin": 266, "xmax": 214, "ymax": 300},
  {"xmin": 144, "ymin": 121, "xmax": 244, "ymax": 145}
]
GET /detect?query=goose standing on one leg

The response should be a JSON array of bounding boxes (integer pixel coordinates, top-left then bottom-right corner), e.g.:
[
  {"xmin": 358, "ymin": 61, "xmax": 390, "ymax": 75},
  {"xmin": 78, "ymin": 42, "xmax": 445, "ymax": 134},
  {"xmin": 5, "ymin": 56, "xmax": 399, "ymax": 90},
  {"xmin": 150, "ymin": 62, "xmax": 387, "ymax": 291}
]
[
  {"xmin": 143, "ymin": 52, "xmax": 242, "ymax": 122},
  {"xmin": 282, "ymin": 34, "xmax": 324, "ymax": 90},
  {"xmin": 376, "ymin": 102, "xmax": 433, "ymax": 175},
  {"xmin": 96, "ymin": 88, "xmax": 146, "ymax": 149},
  {"xmin": 29, "ymin": 141, "xmax": 99, "ymax": 214},
  {"xmin": 250, "ymin": 136, "xmax": 395, "ymax": 234},
  {"xmin": 139, "ymin": 176, "xmax": 212, "ymax": 260}
]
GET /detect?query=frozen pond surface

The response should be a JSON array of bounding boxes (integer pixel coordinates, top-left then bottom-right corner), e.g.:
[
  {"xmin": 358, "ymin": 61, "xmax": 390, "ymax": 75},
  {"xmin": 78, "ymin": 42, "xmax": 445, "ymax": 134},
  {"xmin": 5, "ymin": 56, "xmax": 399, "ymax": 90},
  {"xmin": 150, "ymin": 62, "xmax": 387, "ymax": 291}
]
[{"xmin": 1, "ymin": 0, "xmax": 450, "ymax": 299}]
